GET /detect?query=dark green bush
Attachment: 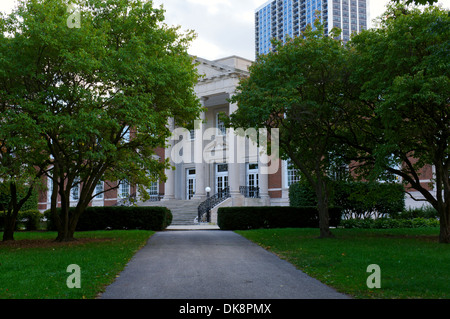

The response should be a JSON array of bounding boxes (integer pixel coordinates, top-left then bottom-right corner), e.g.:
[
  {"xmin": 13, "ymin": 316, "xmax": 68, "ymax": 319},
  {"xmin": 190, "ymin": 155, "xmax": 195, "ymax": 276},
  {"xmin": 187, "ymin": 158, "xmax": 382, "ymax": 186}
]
[
  {"xmin": 0, "ymin": 209, "xmax": 42, "ymax": 231},
  {"xmin": 395, "ymin": 206, "xmax": 439, "ymax": 219},
  {"xmin": 44, "ymin": 206, "xmax": 172, "ymax": 231},
  {"xmin": 289, "ymin": 181, "xmax": 317, "ymax": 207},
  {"xmin": 217, "ymin": 206, "xmax": 342, "ymax": 230},
  {"xmin": 289, "ymin": 180, "xmax": 405, "ymax": 219},
  {"xmin": 18, "ymin": 210, "xmax": 42, "ymax": 230},
  {"xmin": 340, "ymin": 217, "xmax": 440, "ymax": 229},
  {"xmin": 333, "ymin": 181, "xmax": 405, "ymax": 219}
]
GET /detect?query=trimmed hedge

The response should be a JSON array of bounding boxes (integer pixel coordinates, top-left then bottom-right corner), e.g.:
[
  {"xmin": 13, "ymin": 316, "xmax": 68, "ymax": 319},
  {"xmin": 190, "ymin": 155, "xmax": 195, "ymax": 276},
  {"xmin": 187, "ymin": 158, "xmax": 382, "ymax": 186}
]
[
  {"xmin": 394, "ymin": 206, "xmax": 439, "ymax": 219},
  {"xmin": 340, "ymin": 217, "xmax": 440, "ymax": 229},
  {"xmin": 44, "ymin": 206, "xmax": 172, "ymax": 231},
  {"xmin": 217, "ymin": 206, "xmax": 342, "ymax": 230},
  {"xmin": 289, "ymin": 180, "xmax": 405, "ymax": 219},
  {"xmin": 333, "ymin": 181, "xmax": 405, "ymax": 219}
]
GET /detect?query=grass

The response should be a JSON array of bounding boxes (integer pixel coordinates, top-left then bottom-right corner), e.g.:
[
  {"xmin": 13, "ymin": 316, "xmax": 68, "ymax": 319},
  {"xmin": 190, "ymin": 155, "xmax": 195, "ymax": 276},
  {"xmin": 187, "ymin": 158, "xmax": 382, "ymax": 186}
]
[
  {"xmin": 0, "ymin": 230, "xmax": 154, "ymax": 299},
  {"xmin": 236, "ymin": 227, "xmax": 450, "ymax": 299}
]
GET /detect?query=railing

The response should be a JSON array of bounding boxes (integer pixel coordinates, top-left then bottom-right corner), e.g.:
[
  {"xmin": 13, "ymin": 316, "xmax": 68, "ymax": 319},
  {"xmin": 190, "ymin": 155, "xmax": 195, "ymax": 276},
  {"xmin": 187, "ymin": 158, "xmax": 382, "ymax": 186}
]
[
  {"xmin": 239, "ymin": 186, "xmax": 260, "ymax": 198},
  {"xmin": 115, "ymin": 193, "xmax": 137, "ymax": 207},
  {"xmin": 146, "ymin": 193, "xmax": 164, "ymax": 202},
  {"xmin": 197, "ymin": 187, "xmax": 230, "ymax": 223}
]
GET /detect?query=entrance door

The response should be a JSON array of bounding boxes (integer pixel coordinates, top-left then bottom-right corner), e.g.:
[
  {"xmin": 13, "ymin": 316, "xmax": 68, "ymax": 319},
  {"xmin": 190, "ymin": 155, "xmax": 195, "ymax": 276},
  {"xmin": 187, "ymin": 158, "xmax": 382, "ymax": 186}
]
[
  {"xmin": 186, "ymin": 168, "xmax": 196, "ymax": 200},
  {"xmin": 215, "ymin": 164, "xmax": 229, "ymax": 198},
  {"xmin": 247, "ymin": 163, "xmax": 259, "ymax": 198}
]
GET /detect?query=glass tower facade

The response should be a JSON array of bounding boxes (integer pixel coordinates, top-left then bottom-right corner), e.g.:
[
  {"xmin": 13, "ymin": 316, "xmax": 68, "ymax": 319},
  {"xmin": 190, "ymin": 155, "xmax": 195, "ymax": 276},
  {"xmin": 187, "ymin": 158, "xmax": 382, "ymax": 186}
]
[{"xmin": 255, "ymin": 0, "xmax": 370, "ymax": 56}]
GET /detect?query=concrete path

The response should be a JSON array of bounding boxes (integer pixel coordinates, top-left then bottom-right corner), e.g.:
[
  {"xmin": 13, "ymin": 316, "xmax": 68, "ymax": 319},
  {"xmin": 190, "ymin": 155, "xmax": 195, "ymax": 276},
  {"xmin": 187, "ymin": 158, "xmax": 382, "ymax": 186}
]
[{"xmin": 99, "ymin": 230, "xmax": 350, "ymax": 299}]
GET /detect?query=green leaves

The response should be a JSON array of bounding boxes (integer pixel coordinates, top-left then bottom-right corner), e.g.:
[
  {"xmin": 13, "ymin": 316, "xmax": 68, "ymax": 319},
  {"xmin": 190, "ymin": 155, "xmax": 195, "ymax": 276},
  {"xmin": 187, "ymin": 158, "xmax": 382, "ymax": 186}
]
[{"xmin": 0, "ymin": 0, "xmax": 202, "ymax": 239}]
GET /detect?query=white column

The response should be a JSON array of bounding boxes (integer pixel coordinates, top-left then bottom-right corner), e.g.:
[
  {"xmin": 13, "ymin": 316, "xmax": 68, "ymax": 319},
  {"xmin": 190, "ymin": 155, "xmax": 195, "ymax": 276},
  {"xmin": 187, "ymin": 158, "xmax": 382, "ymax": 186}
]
[
  {"xmin": 258, "ymin": 154, "xmax": 270, "ymax": 205},
  {"xmin": 228, "ymin": 91, "xmax": 244, "ymax": 206},
  {"xmin": 162, "ymin": 118, "xmax": 175, "ymax": 201},
  {"xmin": 193, "ymin": 99, "xmax": 207, "ymax": 200}
]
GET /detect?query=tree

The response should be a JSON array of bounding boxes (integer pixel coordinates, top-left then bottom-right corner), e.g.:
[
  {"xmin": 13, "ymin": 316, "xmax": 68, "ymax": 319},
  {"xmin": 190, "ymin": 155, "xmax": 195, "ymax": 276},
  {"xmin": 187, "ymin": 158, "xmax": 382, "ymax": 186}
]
[
  {"xmin": 228, "ymin": 21, "xmax": 355, "ymax": 238},
  {"xmin": 346, "ymin": 4, "xmax": 450, "ymax": 243},
  {"xmin": 393, "ymin": 0, "xmax": 439, "ymax": 5},
  {"xmin": 0, "ymin": 0, "xmax": 201, "ymax": 241},
  {"xmin": 0, "ymin": 87, "xmax": 49, "ymax": 241}
]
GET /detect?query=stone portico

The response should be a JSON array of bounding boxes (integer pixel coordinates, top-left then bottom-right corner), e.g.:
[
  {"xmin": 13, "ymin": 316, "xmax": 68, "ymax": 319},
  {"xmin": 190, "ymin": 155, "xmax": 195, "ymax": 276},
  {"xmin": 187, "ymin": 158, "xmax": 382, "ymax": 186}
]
[{"xmin": 157, "ymin": 55, "xmax": 284, "ymax": 224}]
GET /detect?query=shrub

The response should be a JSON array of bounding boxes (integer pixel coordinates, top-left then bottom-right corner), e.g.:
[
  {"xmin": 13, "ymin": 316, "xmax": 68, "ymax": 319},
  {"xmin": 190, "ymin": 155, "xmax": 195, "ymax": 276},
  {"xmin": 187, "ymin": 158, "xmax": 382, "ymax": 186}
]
[
  {"xmin": 333, "ymin": 181, "xmax": 405, "ymax": 219},
  {"xmin": 18, "ymin": 210, "xmax": 42, "ymax": 230},
  {"xmin": 217, "ymin": 206, "xmax": 342, "ymax": 230},
  {"xmin": 340, "ymin": 217, "xmax": 440, "ymax": 229},
  {"xmin": 289, "ymin": 181, "xmax": 317, "ymax": 207},
  {"xmin": 395, "ymin": 206, "xmax": 439, "ymax": 219},
  {"xmin": 289, "ymin": 180, "xmax": 406, "ymax": 219},
  {"xmin": 0, "ymin": 209, "xmax": 42, "ymax": 231},
  {"xmin": 44, "ymin": 206, "xmax": 172, "ymax": 231}
]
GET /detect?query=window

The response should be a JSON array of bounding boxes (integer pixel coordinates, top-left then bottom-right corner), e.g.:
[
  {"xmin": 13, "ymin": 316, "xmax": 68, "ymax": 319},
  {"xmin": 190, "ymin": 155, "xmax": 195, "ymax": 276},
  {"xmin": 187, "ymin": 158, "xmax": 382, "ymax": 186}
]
[
  {"xmin": 379, "ymin": 155, "xmax": 403, "ymax": 183},
  {"xmin": 119, "ymin": 180, "xmax": 130, "ymax": 198},
  {"xmin": 94, "ymin": 181, "xmax": 104, "ymax": 199},
  {"xmin": 147, "ymin": 181, "xmax": 158, "ymax": 196},
  {"xmin": 71, "ymin": 178, "xmax": 80, "ymax": 201},
  {"xmin": 286, "ymin": 159, "xmax": 301, "ymax": 187},
  {"xmin": 331, "ymin": 164, "xmax": 349, "ymax": 181},
  {"xmin": 216, "ymin": 112, "xmax": 226, "ymax": 136},
  {"xmin": 122, "ymin": 126, "xmax": 130, "ymax": 143},
  {"xmin": 47, "ymin": 176, "xmax": 53, "ymax": 203}
]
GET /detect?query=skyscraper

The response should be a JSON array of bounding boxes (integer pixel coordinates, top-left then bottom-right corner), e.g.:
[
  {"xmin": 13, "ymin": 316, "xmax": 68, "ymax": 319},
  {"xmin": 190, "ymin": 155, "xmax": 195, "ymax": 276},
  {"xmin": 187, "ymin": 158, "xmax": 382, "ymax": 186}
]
[{"xmin": 255, "ymin": 0, "xmax": 370, "ymax": 56}]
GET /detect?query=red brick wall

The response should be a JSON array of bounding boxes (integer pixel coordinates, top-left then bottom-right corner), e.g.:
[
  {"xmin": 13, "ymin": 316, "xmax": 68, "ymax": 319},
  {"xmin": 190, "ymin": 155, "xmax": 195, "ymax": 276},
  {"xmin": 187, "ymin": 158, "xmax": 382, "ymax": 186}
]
[{"xmin": 268, "ymin": 161, "xmax": 282, "ymax": 198}]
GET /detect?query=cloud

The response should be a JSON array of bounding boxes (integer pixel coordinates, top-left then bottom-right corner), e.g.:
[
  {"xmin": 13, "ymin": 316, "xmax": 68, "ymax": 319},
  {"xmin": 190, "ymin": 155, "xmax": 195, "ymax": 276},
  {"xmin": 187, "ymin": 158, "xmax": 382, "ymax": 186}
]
[{"xmin": 154, "ymin": 0, "xmax": 266, "ymax": 61}]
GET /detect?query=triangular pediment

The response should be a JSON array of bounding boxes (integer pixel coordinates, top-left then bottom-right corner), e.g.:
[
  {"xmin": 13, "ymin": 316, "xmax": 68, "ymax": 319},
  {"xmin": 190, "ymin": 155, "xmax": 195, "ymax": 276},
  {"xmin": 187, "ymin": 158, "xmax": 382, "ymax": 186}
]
[{"xmin": 194, "ymin": 57, "xmax": 250, "ymax": 82}]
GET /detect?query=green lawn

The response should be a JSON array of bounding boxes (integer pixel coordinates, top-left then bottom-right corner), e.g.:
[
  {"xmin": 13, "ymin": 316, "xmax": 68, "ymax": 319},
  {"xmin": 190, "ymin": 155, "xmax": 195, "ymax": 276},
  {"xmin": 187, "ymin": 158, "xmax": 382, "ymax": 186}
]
[
  {"xmin": 2, "ymin": 228, "xmax": 449, "ymax": 299},
  {"xmin": 236, "ymin": 227, "xmax": 450, "ymax": 299},
  {"xmin": 0, "ymin": 230, "xmax": 153, "ymax": 299}
]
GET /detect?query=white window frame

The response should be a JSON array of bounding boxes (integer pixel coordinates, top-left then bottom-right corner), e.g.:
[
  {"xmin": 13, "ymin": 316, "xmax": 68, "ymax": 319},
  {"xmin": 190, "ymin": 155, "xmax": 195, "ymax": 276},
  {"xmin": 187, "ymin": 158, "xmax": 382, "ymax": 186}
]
[
  {"xmin": 118, "ymin": 180, "xmax": 130, "ymax": 198},
  {"xmin": 47, "ymin": 175, "xmax": 53, "ymax": 203},
  {"xmin": 70, "ymin": 177, "xmax": 80, "ymax": 202},
  {"xmin": 285, "ymin": 159, "xmax": 301, "ymax": 188},
  {"xmin": 147, "ymin": 181, "xmax": 159, "ymax": 196},
  {"xmin": 94, "ymin": 181, "xmax": 104, "ymax": 200},
  {"xmin": 216, "ymin": 112, "xmax": 226, "ymax": 136}
]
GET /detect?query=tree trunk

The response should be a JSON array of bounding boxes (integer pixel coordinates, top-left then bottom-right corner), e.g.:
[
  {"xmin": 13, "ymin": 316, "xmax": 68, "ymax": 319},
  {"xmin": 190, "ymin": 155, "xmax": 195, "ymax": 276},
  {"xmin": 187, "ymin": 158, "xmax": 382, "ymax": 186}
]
[
  {"xmin": 439, "ymin": 203, "xmax": 450, "ymax": 244},
  {"xmin": 55, "ymin": 204, "xmax": 74, "ymax": 242},
  {"xmin": 2, "ymin": 213, "xmax": 17, "ymax": 241},
  {"xmin": 315, "ymin": 178, "xmax": 334, "ymax": 239},
  {"xmin": 2, "ymin": 182, "xmax": 34, "ymax": 242}
]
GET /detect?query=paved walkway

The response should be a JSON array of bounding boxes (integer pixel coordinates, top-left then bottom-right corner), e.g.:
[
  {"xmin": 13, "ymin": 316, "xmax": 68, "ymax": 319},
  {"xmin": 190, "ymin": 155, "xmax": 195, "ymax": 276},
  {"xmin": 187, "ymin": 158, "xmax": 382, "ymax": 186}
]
[
  {"xmin": 99, "ymin": 230, "xmax": 350, "ymax": 299},
  {"xmin": 100, "ymin": 230, "xmax": 347, "ymax": 299}
]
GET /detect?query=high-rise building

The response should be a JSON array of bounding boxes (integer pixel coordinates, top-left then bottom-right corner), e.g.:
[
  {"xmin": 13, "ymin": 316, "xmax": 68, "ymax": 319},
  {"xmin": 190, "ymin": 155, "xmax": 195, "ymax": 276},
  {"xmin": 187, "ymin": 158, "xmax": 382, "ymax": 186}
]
[{"xmin": 255, "ymin": 0, "xmax": 370, "ymax": 56}]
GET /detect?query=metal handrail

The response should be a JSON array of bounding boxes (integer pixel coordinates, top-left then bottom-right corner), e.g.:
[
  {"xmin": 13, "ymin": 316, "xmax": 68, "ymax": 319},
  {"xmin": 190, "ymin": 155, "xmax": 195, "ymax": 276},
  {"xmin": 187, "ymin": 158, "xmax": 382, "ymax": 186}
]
[
  {"xmin": 197, "ymin": 187, "xmax": 230, "ymax": 223},
  {"xmin": 115, "ymin": 193, "xmax": 137, "ymax": 206},
  {"xmin": 239, "ymin": 186, "xmax": 260, "ymax": 198},
  {"xmin": 146, "ymin": 193, "xmax": 164, "ymax": 202}
]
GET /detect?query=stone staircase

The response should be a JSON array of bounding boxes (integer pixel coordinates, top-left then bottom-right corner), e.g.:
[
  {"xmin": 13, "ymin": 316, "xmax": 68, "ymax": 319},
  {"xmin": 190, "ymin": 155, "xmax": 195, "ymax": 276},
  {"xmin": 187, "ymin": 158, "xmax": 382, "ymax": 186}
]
[{"xmin": 138, "ymin": 199, "xmax": 202, "ymax": 226}]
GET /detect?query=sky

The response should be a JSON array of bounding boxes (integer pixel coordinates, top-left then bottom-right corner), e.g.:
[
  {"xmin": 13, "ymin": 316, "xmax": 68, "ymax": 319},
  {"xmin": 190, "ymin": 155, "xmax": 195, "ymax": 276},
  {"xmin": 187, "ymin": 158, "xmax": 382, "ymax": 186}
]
[{"xmin": 0, "ymin": 0, "xmax": 449, "ymax": 61}]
